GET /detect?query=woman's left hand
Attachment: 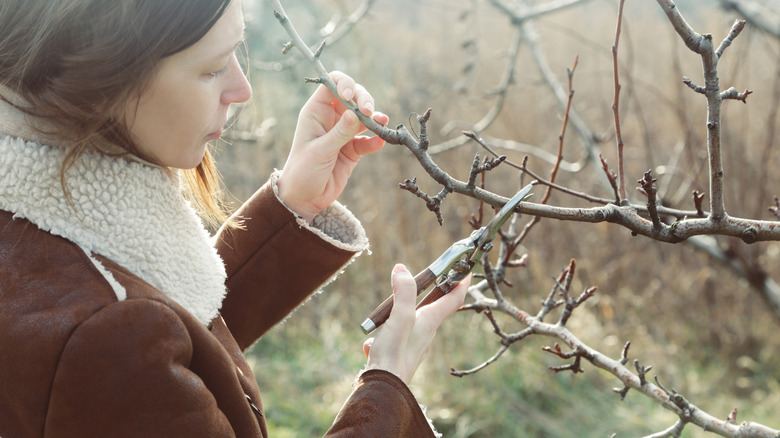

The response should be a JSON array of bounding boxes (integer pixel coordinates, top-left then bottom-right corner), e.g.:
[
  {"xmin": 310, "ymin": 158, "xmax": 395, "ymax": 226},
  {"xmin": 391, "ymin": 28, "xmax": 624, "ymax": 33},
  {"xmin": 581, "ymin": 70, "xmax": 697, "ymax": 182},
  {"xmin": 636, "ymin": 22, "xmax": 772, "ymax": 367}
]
[
  {"xmin": 362, "ymin": 264, "xmax": 470, "ymax": 384},
  {"xmin": 277, "ymin": 71, "xmax": 389, "ymax": 222}
]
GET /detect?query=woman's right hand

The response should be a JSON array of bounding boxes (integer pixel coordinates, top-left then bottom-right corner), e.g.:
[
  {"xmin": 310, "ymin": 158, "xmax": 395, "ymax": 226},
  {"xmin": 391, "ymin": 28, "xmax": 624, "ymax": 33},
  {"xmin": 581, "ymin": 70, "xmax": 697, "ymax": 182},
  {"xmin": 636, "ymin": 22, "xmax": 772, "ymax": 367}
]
[
  {"xmin": 362, "ymin": 264, "xmax": 470, "ymax": 384},
  {"xmin": 277, "ymin": 71, "xmax": 388, "ymax": 222}
]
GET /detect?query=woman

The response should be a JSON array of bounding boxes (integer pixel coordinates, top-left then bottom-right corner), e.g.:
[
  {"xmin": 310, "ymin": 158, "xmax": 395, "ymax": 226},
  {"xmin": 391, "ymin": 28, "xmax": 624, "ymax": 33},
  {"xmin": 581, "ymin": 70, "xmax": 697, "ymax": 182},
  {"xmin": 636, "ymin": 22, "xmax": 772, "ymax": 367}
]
[{"xmin": 0, "ymin": 0, "xmax": 469, "ymax": 437}]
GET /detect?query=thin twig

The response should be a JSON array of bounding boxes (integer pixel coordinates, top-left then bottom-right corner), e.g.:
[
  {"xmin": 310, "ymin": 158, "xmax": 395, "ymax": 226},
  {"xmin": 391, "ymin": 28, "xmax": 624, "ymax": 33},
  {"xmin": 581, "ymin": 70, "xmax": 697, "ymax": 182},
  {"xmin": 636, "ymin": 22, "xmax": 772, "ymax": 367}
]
[{"xmin": 612, "ymin": 0, "xmax": 628, "ymax": 203}]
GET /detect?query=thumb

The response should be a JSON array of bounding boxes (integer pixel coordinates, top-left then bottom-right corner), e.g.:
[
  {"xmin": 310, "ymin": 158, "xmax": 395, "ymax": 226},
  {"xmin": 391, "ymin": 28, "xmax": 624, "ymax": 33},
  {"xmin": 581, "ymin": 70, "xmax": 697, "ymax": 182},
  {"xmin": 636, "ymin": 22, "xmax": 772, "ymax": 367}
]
[
  {"xmin": 416, "ymin": 274, "xmax": 471, "ymax": 334},
  {"xmin": 363, "ymin": 338, "xmax": 373, "ymax": 358},
  {"xmin": 320, "ymin": 110, "xmax": 360, "ymax": 151}
]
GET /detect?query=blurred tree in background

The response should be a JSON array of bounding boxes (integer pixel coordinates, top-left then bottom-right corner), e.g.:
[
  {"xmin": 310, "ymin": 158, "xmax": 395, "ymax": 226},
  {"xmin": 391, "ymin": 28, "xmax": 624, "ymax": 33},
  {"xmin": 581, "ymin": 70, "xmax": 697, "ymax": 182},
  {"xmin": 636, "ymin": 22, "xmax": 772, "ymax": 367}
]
[{"xmin": 218, "ymin": 0, "xmax": 780, "ymax": 436}]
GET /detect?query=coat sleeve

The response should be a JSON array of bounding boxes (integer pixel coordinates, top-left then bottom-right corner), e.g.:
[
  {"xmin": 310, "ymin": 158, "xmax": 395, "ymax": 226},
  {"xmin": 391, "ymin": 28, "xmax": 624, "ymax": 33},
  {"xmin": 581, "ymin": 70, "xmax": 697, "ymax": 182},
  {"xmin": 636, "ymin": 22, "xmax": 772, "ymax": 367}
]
[
  {"xmin": 44, "ymin": 299, "xmax": 245, "ymax": 438},
  {"xmin": 215, "ymin": 176, "xmax": 440, "ymax": 437},
  {"xmin": 325, "ymin": 370, "xmax": 438, "ymax": 438},
  {"xmin": 215, "ymin": 173, "xmax": 368, "ymax": 350}
]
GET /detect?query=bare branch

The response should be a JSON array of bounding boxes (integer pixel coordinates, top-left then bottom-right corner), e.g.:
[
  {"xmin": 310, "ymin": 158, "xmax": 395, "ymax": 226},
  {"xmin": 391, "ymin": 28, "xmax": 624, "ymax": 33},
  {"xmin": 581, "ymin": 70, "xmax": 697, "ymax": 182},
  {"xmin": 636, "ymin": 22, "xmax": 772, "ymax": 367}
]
[
  {"xmin": 715, "ymin": 20, "xmax": 747, "ymax": 58},
  {"xmin": 693, "ymin": 191, "xmax": 706, "ymax": 217},
  {"xmin": 490, "ymin": 0, "xmax": 590, "ymax": 22},
  {"xmin": 465, "ymin": 149, "xmax": 506, "ymax": 190},
  {"xmin": 726, "ymin": 408, "xmax": 738, "ymax": 425},
  {"xmin": 475, "ymin": 134, "xmax": 584, "ymax": 172},
  {"xmin": 683, "ymin": 76, "xmax": 706, "ymax": 94},
  {"xmin": 461, "ymin": 261, "xmax": 780, "ymax": 437},
  {"xmin": 770, "ymin": 197, "xmax": 780, "ymax": 220},
  {"xmin": 637, "ymin": 170, "xmax": 662, "ymax": 229},
  {"xmin": 656, "ymin": 0, "xmax": 746, "ymax": 221},
  {"xmin": 544, "ymin": 344, "xmax": 585, "ymax": 374},
  {"xmin": 720, "ymin": 87, "xmax": 753, "ymax": 103},
  {"xmin": 548, "ymin": 56, "xmax": 578, "ymax": 200},
  {"xmin": 398, "ymin": 178, "xmax": 450, "ymax": 226},
  {"xmin": 719, "ymin": 0, "xmax": 780, "ymax": 39},
  {"xmin": 600, "ymin": 154, "xmax": 620, "ymax": 204},
  {"xmin": 620, "ymin": 342, "xmax": 631, "ymax": 365},
  {"xmin": 612, "ymin": 0, "xmax": 628, "ymax": 203},
  {"xmin": 687, "ymin": 235, "xmax": 780, "ymax": 321},
  {"xmin": 518, "ymin": 14, "xmax": 602, "ymax": 169},
  {"xmin": 319, "ymin": 0, "xmax": 378, "ymax": 45},
  {"xmin": 634, "ymin": 359, "xmax": 654, "ymax": 386},
  {"xmin": 450, "ymin": 342, "xmax": 510, "ymax": 377},
  {"xmin": 258, "ymin": 0, "xmax": 378, "ymax": 71},
  {"xmin": 643, "ymin": 420, "xmax": 686, "ymax": 438},
  {"xmin": 417, "ymin": 109, "xmax": 431, "ymax": 151},
  {"xmin": 656, "ymin": 0, "xmax": 707, "ymax": 53},
  {"xmin": 430, "ymin": 25, "xmax": 523, "ymax": 154}
]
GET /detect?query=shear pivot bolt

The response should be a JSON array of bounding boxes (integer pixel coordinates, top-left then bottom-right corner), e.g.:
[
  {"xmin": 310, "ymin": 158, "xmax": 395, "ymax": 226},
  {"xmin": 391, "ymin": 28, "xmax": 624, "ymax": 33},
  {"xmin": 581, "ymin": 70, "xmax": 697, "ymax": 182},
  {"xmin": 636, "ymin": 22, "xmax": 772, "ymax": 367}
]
[{"xmin": 452, "ymin": 261, "xmax": 471, "ymax": 274}]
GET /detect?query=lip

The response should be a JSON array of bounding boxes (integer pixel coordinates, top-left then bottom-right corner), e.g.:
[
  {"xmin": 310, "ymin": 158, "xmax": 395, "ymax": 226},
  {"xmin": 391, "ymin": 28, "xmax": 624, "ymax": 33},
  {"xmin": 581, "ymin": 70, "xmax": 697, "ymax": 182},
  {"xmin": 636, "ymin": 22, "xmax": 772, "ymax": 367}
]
[{"xmin": 205, "ymin": 128, "xmax": 223, "ymax": 141}]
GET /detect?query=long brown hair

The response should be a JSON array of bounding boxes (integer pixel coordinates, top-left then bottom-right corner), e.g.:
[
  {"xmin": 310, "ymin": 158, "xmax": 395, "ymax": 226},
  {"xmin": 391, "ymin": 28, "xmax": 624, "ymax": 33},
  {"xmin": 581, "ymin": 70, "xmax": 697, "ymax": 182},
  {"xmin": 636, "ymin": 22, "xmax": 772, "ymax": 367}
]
[{"xmin": 0, "ymin": 0, "xmax": 235, "ymax": 227}]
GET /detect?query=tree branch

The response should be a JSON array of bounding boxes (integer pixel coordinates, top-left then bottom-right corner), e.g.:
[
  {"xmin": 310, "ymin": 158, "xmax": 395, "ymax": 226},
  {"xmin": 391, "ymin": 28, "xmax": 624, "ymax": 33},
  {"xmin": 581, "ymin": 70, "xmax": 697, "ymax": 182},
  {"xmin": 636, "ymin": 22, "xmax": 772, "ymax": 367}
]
[
  {"xmin": 612, "ymin": 0, "xmax": 628, "ymax": 203},
  {"xmin": 719, "ymin": 0, "xmax": 780, "ymax": 39},
  {"xmin": 257, "ymin": 0, "xmax": 379, "ymax": 71},
  {"xmin": 657, "ymin": 1, "xmax": 749, "ymax": 221},
  {"xmin": 457, "ymin": 260, "xmax": 780, "ymax": 437}
]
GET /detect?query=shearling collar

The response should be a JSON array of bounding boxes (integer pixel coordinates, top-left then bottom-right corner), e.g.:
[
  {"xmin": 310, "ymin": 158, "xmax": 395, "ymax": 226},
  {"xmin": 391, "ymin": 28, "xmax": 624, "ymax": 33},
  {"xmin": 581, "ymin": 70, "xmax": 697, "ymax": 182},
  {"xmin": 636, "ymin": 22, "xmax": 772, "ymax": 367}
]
[{"xmin": 0, "ymin": 134, "xmax": 228, "ymax": 325}]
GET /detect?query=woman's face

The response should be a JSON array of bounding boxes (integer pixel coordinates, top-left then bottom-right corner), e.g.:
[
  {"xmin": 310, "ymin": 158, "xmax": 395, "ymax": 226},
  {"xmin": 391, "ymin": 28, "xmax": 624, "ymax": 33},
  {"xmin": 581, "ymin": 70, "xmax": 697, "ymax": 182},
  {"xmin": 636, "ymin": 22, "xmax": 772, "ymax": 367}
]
[{"xmin": 125, "ymin": 0, "xmax": 252, "ymax": 169}]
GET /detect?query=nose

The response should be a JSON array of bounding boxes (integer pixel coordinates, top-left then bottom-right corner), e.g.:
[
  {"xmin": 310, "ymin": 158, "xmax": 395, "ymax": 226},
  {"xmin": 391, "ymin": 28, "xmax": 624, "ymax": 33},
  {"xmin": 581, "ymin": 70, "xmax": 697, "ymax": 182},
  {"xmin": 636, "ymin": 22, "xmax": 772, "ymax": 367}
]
[{"xmin": 221, "ymin": 55, "xmax": 252, "ymax": 105}]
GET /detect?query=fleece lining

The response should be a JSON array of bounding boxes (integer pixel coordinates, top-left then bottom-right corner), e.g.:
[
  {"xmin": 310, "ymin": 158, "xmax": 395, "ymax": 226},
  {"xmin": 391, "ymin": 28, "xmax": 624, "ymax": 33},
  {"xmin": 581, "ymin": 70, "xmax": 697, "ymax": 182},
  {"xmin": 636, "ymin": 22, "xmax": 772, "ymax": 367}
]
[{"xmin": 0, "ymin": 135, "xmax": 228, "ymax": 324}]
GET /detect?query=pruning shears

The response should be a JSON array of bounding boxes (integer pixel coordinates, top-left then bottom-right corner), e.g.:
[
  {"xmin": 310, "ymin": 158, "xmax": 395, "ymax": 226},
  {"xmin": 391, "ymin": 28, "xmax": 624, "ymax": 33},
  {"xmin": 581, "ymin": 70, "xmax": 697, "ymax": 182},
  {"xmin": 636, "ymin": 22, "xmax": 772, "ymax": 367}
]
[{"xmin": 360, "ymin": 182, "xmax": 536, "ymax": 334}]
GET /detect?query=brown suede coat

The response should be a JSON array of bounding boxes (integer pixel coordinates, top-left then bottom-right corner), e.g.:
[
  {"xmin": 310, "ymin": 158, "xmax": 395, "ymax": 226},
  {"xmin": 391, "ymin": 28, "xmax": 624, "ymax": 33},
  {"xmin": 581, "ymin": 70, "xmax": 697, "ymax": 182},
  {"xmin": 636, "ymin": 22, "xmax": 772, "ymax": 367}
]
[{"xmin": 0, "ymin": 180, "xmax": 436, "ymax": 437}]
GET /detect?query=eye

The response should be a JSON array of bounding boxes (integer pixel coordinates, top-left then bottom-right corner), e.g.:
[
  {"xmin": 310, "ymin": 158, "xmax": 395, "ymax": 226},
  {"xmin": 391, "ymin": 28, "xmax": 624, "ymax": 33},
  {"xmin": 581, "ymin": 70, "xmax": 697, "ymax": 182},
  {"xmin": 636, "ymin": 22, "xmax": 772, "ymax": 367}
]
[{"xmin": 209, "ymin": 64, "xmax": 230, "ymax": 78}]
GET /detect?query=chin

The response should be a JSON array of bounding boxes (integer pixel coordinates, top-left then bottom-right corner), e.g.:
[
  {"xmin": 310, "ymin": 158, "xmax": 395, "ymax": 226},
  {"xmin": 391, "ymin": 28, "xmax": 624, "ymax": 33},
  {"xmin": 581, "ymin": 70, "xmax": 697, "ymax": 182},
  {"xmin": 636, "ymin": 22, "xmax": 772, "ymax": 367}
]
[{"xmin": 171, "ymin": 146, "xmax": 209, "ymax": 170}]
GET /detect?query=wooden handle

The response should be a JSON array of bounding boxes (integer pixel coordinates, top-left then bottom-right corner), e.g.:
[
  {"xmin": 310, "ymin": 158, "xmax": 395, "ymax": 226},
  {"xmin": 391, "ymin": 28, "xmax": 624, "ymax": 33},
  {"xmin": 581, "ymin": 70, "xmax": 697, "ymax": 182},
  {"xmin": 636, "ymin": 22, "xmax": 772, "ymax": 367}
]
[
  {"xmin": 415, "ymin": 281, "xmax": 456, "ymax": 310},
  {"xmin": 361, "ymin": 268, "xmax": 436, "ymax": 334}
]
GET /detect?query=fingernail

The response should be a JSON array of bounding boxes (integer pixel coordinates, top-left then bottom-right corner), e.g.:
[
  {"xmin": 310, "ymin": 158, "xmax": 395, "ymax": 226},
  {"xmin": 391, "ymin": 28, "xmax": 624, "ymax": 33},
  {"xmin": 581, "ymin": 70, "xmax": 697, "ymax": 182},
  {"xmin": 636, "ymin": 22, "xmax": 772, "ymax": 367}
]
[
  {"xmin": 342, "ymin": 88, "xmax": 353, "ymax": 100},
  {"xmin": 365, "ymin": 101, "xmax": 374, "ymax": 114},
  {"xmin": 373, "ymin": 112, "xmax": 389, "ymax": 126},
  {"xmin": 393, "ymin": 264, "xmax": 408, "ymax": 274}
]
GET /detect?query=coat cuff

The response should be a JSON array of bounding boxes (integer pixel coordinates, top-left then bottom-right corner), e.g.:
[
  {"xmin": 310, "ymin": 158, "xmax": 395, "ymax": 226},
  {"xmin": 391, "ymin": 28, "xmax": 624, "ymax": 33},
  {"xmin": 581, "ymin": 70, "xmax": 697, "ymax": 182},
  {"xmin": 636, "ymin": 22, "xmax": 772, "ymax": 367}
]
[
  {"xmin": 269, "ymin": 170, "xmax": 368, "ymax": 253},
  {"xmin": 356, "ymin": 369, "xmax": 442, "ymax": 438},
  {"xmin": 327, "ymin": 369, "xmax": 440, "ymax": 437}
]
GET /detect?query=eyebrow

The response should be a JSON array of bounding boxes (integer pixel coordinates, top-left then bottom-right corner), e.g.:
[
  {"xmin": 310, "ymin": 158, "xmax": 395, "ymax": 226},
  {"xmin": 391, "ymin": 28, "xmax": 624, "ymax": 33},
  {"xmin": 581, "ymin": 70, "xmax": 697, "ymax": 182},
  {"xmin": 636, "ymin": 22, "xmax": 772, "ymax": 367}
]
[{"xmin": 211, "ymin": 26, "xmax": 247, "ymax": 60}]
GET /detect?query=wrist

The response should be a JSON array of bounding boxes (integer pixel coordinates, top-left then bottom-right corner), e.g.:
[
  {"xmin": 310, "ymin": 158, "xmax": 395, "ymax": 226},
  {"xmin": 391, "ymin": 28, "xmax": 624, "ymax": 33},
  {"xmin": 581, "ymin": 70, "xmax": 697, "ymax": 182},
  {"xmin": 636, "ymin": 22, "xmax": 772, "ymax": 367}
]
[
  {"xmin": 291, "ymin": 206, "xmax": 317, "ymax": 223},
  {"xmin": 275, "ymin": 173, "xmax": 318, "ymax": 222}
]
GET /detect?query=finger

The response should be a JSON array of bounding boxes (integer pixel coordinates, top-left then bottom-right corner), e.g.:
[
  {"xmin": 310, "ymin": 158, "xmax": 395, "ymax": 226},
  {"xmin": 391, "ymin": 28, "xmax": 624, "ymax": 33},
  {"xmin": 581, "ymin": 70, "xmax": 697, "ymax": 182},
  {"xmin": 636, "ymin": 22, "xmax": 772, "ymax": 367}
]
[
  {"xmin": 334, "ymin": 112, "xmax": 389, "ymax": 159},
  {"xmin": 330, "ymin": 71, "xmax": 356, "ymax": 102},
  {"xmin": 353, "ymin": 83, "xmax": 374, "ymax": 116},
  {"xmin": 351, "ymin": 135, "xmax": 385, "ymax": 157},
  {"xmin": 387, "ymin": 264, "xmax": 417, "ymax": 326},
  {"xmin": 331, "ymin": 72, "xmax": 377, "ymax": 117},
  {"xmin": 416, "ymin": 274, "xmax": 471, "ymax": 334},
  {"xmin": 305, "ymin": 83, "xmax": 343, "ymax": 111},
  {"xmin": 372, "ymin": 112, "xmax": 390, "ymax": 127},
  {"xmin": 363, "ymin": 338, "xmax": 374, "ymax": 358},
  {"xmin": 314, "ymin": 110, "xmax": 361, "ymax": 154},
  {"xmin": 434, "ymin": 274, "xmax": 471, "ymax": 316},
  {"xmin": 303, "ymin": 71, "xmax": 353, "ymax": 109}
]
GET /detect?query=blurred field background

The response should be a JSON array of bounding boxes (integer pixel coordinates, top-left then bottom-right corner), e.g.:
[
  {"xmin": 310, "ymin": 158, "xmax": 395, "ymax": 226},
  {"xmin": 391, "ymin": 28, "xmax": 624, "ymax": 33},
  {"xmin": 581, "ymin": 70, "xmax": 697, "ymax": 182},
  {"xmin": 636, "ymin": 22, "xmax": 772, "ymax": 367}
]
[{"xmin": 218, "ymin": 0, "xmax": 780, "ymax": 436}]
